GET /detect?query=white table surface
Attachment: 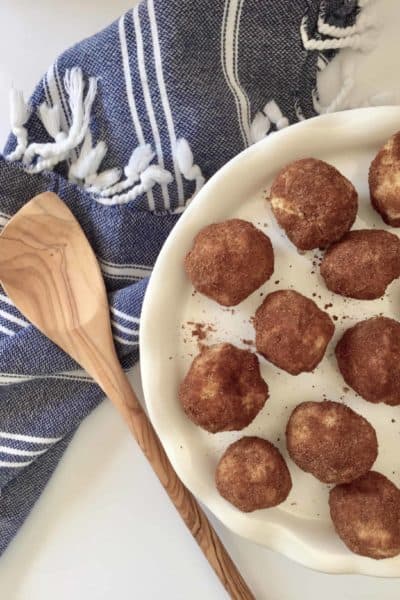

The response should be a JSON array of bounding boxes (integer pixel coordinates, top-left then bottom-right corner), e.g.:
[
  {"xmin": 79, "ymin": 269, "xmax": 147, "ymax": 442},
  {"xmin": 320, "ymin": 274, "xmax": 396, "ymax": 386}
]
[{"xmin": 1, "ymin": 2, "xmax": 400, "ymax": 599}]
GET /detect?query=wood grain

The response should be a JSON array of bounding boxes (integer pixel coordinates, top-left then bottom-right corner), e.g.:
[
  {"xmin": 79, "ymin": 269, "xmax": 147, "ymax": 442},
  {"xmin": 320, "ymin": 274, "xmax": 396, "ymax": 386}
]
[{"xmin": 0, "ymin": 192, "xmax": 254, "ymax": 600}]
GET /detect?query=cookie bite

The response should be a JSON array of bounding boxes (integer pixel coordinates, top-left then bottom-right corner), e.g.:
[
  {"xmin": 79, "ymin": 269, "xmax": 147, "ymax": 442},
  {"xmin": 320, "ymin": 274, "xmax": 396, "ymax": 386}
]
[
  {"xmin": 369, "ymin": 131, "xmax": 400, "ymax": 226},
  {"xmin": 254, "ymin": 290, "xmax": 334, "ymax": 375},
  {"xmin": 216, "ymin": 437, "xmax": 292, "ymax": 512},
  {"xmin": 286, "ymin": 401, "xmax": 378, "ymax": 484},
  {"xmin": 335, "ymin": 317, "xmax": 400, "ymax": 405},
  {"xmin": 330, "ymin": 471, "xmax": 400, "ymax": 559},
  {"xmin": 179, "ymin": 343, "xmax": 268, "ymax": 433},
  {"xmin": 320, "ymin": 229, "xmax": 400, "ymax": 299},
  {"xmin": 184, "ymin": 219, "xmax": 274, "ymax": 306},
  {"xmin": 269, "ymin": 158, "xmax": 357, "ymax": 250}
]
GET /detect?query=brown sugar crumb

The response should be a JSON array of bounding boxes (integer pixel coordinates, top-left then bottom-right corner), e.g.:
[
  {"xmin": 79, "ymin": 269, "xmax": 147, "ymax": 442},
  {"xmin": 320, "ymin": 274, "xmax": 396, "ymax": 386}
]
[
  {"xmin": 333, "ymin": 315, "xmax": 338, "ymax": 321},
  {"xmin": 274, "ymin": 280, "xmax": 280, "ymax": 285},
  {"xmin": 324, "ymin": 303, "xmax": 333, "ymax": 310},
  {"xmin": 242, "ymin": 339, "xmax": 254, "ymax": 346},
  {"xmin": 187, "ymin": 321, "xmax": 216, "ymax": 341},
  {"xmin": 312, "ymin": 292, "xmax": 317, "ymax": 297}
]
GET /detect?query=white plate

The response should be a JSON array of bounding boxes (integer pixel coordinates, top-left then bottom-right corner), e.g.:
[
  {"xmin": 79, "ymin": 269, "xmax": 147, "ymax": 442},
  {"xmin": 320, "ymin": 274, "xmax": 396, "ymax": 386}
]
[{"xmin": 140, "ymin": 107, "xmax": 400, "ymax": 577}]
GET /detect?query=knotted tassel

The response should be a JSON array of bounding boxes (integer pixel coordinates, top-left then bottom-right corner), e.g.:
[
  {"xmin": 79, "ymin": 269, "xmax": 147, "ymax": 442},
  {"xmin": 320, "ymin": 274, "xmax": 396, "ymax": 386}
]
[
  {"xmin": 23, "ymin": 67, "xmax": 97, "ymax": 171},
  {"xmin": 175, "ymin": 138, "xmax": 205, "ymax": 195},
  {"xmin": 99, "ymin": 144, "xmax": 154, "ymax": 196},
  {"xmin": 97, "ymin": 164, "xmax": 172, "ymax": 206},
  {"xmin": 7, "ymin": 89, "xmax": 30, "ymax": 161}
]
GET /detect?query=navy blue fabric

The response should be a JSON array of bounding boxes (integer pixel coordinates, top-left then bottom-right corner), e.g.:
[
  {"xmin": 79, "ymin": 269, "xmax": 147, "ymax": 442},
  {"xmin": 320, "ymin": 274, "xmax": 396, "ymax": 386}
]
[{"xmin": 0, "ymin": 0, "xmax": 360, "ymax": 554}]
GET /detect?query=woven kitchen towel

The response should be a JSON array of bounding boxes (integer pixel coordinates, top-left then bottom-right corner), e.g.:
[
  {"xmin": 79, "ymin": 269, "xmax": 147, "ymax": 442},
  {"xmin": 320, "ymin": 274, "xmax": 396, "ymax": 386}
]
[{"xmin": 0, "ymin": 0, "xmax": 374, "ymax": 554}]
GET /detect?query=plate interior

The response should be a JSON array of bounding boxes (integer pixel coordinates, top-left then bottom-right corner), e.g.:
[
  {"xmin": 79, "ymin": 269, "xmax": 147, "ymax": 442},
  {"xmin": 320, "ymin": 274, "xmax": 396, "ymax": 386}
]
[{"xmin": 141, "ymin": 108, "xmax": 400, "ymax": 575}]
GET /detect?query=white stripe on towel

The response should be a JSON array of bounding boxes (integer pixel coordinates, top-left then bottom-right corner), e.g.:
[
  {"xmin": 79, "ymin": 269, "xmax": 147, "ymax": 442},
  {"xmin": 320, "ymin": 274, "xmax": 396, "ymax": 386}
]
[
  {"xmin": 0, "ymin": 323, "xmax": 15, "ymax": 337},
  {"xmin": 111, "ymin": 320, "xmax": 139, "ymax": 336},
  {"xmin": 0, "ymin": 458, "xmax": 34, "ymax": 468},
  {"xmin": 147, "ymin": 0, "xmax": 185, "ymax": 205},
  {"xmin": 0, "ymin": 445, "xmax": 47, "ymax": 457},
  {"xmin": 110, "ymin": 306, "xmax": 140, "ymax": 324},
  {"xmin": 113, "ymin": 335, "xmax": 139, "ymax": 347},
  {"xmin": 119, "ymin": 13, "xmax": 155, "ymax": 210},
  {"xmin": 0, "ymin": 293, "xmax": 14, "ymax": 306},
  {"xmin": 221, "ymin": 0, "xmax": 251, "ymax": 146},
  {"xmin": 0, "ymin": 308, "xmax": 28, "ymax": 328},
  {"xmin": 0, "ymin": 431, "xmax": 62, "ymax": 444},
  {"xmin": 133, "ymin": 5, "xmax": 170, "ymax": 207},
  {"xmin": 99, "ymin": 260, "xmax": 152, "ymax": 280},
  {"xmin": 100, "ymin": 258, "xmax": 152, "ymax": 269},
  {"xmin": 0, "ymin": 370, "xmax": 92, "ymax": 385},
  {"xmin": 0, "ymin": 215, "xmax": 10, "ymax": 228}
]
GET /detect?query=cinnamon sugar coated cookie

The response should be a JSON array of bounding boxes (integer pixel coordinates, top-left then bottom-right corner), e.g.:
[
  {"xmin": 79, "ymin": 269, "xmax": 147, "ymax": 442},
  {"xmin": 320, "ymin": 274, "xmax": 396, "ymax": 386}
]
[
  {"xmin": 329, "ymin": 472, "xmax": 400, "ymax": 559},
  {"xmin": 320, "ymin": 229, "xmax": 400, "ymax": 299},
  {"xmin": 269, "ymin": 158, "xmax": 357, "ymax": 250},
  {"xmin": 179, "ymin": 343, "xmax": 268, "ymax": 433},
  {"xmin": 216, "ymin": 437, "xmax": 292, "ymax": 512},
  {"xmin": 254, "ymin": 290, "xmax": 334, "ymax": 375},
  {"xmin": 184, "ymin": 219, "xmax": 274, "ymax": 306},
  {"xmin": 369, "ymin": 131, "xmax": 400, "ymax": 226},
  {"xmin": 335, "ymin": 317, "xmax": 400, "ymax": 405},
  {"xmin": 286, "ymin": 401, "xmax": 378, "ymax": 484}
]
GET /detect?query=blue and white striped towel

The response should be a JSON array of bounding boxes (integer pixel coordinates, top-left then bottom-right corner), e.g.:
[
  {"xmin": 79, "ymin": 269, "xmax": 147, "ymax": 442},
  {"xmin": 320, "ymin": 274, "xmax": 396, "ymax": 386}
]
[{"xmin": 0, "ymin": 0, "xmax": 373, "ymax": 554}]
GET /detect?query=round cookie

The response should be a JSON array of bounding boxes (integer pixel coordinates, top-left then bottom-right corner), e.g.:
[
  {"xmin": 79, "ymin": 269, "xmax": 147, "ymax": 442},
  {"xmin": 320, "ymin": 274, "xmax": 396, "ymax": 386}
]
[
  {"xmin": 179, "ymin": 343, "xmax": 268, "ymax": 433},
  {"xmin": 269, "ymin": 158, "xmax": 358, "ymax": 250},
  {"xmin": 254, "ymin": 290, "xmax": 334, "ymax": 375},
  {"xmin": 286, "ymin": 400, "xmax": 378, "ymax": 484},
  {"xmin": 320, "ymin": 229, "xmax": 400, "ymax": 299},
  {"xmin": 184, "ymin": 218, "xmax": 274, "ymax": 306},
  {"xmin": 369, "ymin": 131, "xmax": 400, "ymax": 226},
  {"xmin": 335, "ymin": 317, "xmax": 400, "ymax": 405},
  {"xmin": 216, "ymin": 437, "xmax": 292, "ymax": 512},
  {"xmin": 330, "ymin": 471, "xmax": 400, "ymax": 559}
]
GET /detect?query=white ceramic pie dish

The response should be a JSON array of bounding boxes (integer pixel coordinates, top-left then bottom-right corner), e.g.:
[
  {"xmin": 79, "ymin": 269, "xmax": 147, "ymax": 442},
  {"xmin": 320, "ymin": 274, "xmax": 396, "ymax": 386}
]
[{"xmin": 140, "ymin": 106, "xmax": 400, "ymax": 576}]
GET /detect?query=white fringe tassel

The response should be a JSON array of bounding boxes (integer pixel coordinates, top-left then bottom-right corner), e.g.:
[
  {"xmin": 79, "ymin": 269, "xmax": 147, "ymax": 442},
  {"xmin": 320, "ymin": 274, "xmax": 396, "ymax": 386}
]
[
  {"xmin": 175, "ymin": 138, "xmax": 205, "ymax": 195},
  {"xmin": 7, "ymin": 89, "xmax": 30, "ymax": 161},
  {"xmin": 300, "ymin": 0, "xmax": 377, "ymax": 54},
  {"xmin": 250, "ymin": 112, "xmax": 271, "ymax": 144},
  {"xmin": 250, "ymin": 99, "xmax": 288, "ymax": 144},
  {"xmin": 313, "ymin": 61, "xmax": 355, "ymax": 114},
  {"xmin": 98, "ymin": 144, "xmax": 155, "ymax": 197},
  {"xmin": 7, "ymin": 69, "xmax": 205, "ymax": 209},
  {"xmin": 23, "ymin": 68, "xmax": 97, "ymax": 173},
  {"xmin": 304, "ymin": 0, "xmax": 378, "ymax": 116},
  {"xmin": 95, "ymin": 164, "xmax": 173, "ymax": 206}
]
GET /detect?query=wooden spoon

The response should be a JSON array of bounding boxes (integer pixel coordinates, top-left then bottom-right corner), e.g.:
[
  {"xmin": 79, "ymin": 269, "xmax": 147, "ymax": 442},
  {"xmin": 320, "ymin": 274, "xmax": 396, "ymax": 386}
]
[{"xmin": 0, "ymin": 192, "xmax": 254, "ymax": 600}]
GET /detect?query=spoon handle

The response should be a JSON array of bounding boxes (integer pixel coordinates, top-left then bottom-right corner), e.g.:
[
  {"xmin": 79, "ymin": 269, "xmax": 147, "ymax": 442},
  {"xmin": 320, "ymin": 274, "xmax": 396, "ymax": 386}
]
[{"xmin": 101, "ymin": 364, "xmax": 254, "ymax": 600}]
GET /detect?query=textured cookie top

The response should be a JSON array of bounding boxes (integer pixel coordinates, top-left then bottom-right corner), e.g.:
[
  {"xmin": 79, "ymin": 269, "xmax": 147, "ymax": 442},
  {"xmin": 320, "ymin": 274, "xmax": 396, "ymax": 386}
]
[{"xmin": 270, "ymin": 158, "xmax": 357, "ymax": 250}]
